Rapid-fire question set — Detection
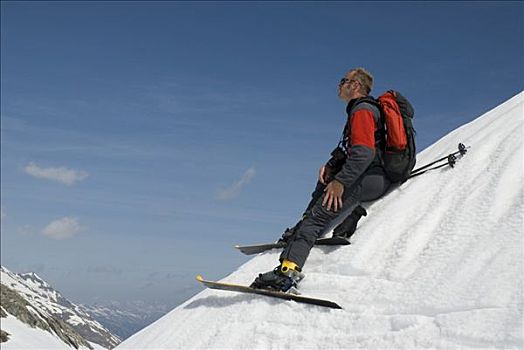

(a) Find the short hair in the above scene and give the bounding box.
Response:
[351,67,373,95]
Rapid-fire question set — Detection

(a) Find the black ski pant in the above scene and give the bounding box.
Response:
[280,173,390,268]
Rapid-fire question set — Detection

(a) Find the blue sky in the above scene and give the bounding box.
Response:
[1,1,522,307]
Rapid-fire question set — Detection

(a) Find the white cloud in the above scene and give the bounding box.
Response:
[217,167,256,200]
[24,162,88,186]
[41,217,83,240]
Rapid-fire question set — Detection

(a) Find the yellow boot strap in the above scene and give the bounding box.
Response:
[281,259,300,273]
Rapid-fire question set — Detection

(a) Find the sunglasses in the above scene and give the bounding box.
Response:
[340,78,357,85]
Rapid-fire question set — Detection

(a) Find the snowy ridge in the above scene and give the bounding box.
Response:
[119,92,523,350]
[0,266,120,349]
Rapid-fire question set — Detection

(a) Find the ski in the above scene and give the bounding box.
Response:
[196,275,342,309]
[235,242,287,255]
[235,236,350,255]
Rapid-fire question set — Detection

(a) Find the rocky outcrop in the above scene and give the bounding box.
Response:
[0,284,93,349]
[0,330,9,343]
[1,266,120,349]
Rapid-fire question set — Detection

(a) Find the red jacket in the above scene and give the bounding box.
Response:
[334,97,383,188]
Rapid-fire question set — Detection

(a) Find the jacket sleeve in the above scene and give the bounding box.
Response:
[334,109,376,188]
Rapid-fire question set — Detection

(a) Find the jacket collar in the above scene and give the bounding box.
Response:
[346,96,374,115]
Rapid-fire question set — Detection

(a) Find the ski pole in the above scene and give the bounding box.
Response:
[410,143,468,177]
[408,154,459,179]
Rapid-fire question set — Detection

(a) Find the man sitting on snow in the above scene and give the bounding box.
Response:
[251,67,391,292]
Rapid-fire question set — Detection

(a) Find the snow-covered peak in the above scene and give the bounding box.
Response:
[1,266,120,349]
[118,92,524,350]
[18,272,51,288]
[1,267,67,313]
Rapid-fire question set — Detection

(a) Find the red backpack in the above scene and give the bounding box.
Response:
[377,90,416,183]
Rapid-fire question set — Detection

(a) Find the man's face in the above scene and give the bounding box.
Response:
[338,72,360,102]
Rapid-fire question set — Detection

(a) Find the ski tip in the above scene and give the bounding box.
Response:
[331,302,343,310]
[196,275,204,282]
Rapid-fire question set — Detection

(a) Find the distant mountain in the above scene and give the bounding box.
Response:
[80,301,171,340]
[0,266,120,349]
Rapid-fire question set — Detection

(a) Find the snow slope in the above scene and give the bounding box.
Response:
[118,92,524,350]
[1,314,77,350]
[1,313,107,350]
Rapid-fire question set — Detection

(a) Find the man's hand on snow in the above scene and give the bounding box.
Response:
[322,179,344,212]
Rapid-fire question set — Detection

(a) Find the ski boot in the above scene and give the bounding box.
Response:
[332,205,367,239]
[250,260,305,293]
